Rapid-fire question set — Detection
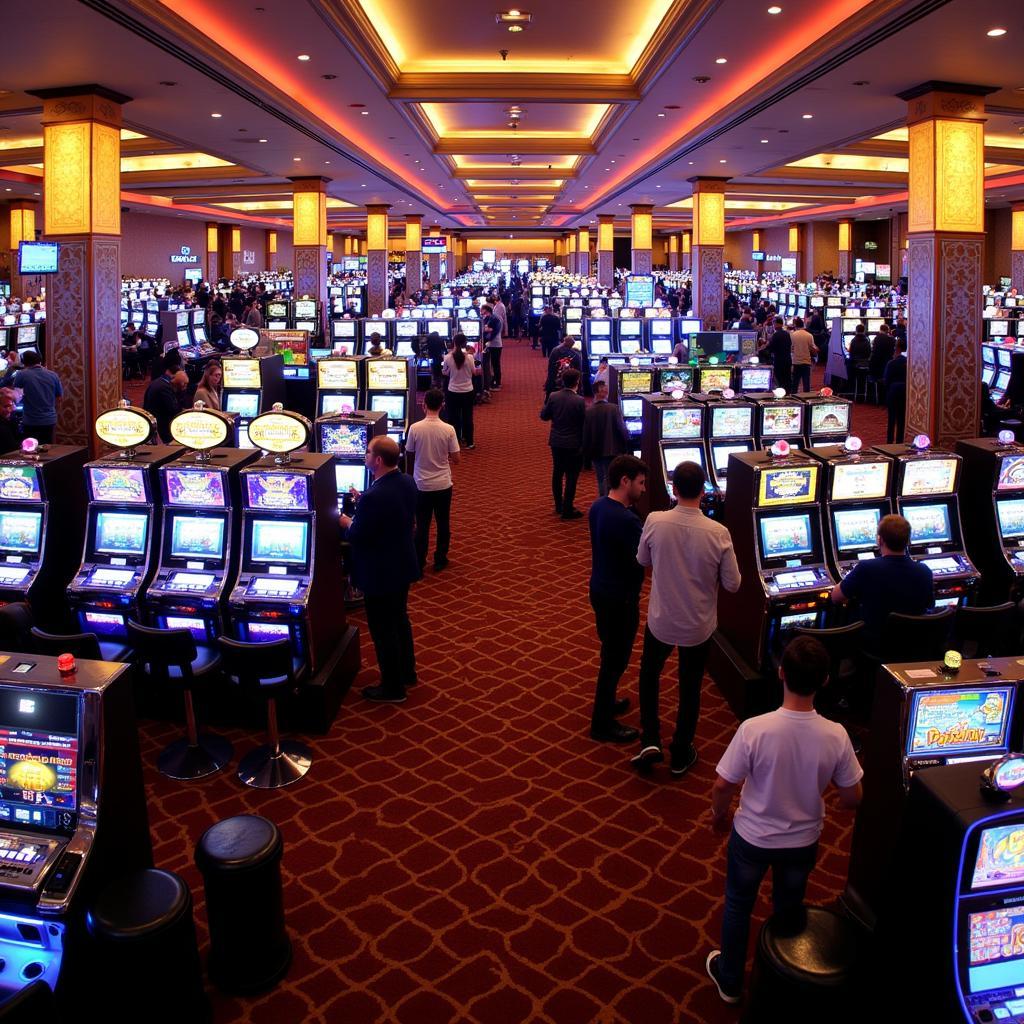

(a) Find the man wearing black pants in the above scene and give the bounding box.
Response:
[540,368,585,518]
[588,455,648,743]
[340,436,421,702]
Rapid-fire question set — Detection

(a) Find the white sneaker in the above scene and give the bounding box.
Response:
[705,951,741,1004]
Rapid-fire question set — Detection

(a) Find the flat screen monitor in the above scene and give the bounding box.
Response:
[619,338,642,354]
[649,319,672,337]
[620,398,643,420]
[17,242,59,275]
[810,296,825,308]
[722,333,740,353]
[15,326,36,348]
[810,402,850,435]
[904,502,953,544]
[170,515,225,560]
[901,458,958,497]
[833,507,881,551]
[713,443,750,472]
[319,422,368,456]
[565,308,583,322]
[967,904,1024,995]
[395,340,415,357]
[997,455,1024,492]
[619,371,652,394]
[481,249,496,264]
[757,465,818,507]
[193,308,205,325]
[222,359,261,388]
[394,321,418,339]
[319,394,356,416]
[250,519,309,564]
[294,300,316,319]
[363,319,387,340]
[995,370,1012,394]
[760,513,813,559]
[370,394,406,426]
[589,338,612,355]
[163,468,226,508]
[971,823,1024,891]
[700,367,733,392]
[460,320,481,339]
[660,369,692,392]
[760,404,803,437]
[0,510,41,555]
[225,392,259,419]
[245,472,310,511]
[983,347,997,367]
[618,320,642,338]
[88,466,147,504]
[332,320,357,340]
[990,320,1010,337]
[335,464,367,495]
[267,321,288,332]
[427,320,451,339]
[267,302,288,319]
[94,511,148,556]
[983,366,997,387]
[739,368,772,391]
[318,362,359,393]
[712,405,753,438]
[998,348,1014,369]
[832,460,889,501]
[366,360,407,390]
[662,445,705,476]
[650,337,674,355]
[996,498,1024,540]
[588,320,611,338]
[907,685,1013,759]
[867,318,884,333]
[661,407,703,439]
[0,466,41,502]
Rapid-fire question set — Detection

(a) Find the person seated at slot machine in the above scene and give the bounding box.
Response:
[830,513,933,655]
[339,435,420,704]
[0,388,20,454]
[242,297,263,330]
[706,636,863,1004]
[193,360,223,411]
[868,323,895,383]
[144,358,185,444]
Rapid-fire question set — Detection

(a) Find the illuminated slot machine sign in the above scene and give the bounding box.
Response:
[222,359,261,389]
[246,472,310,513]
[757,463,819,508]
[366,360,408,391]
[659,367,693,393]
[319,421,368,458]
[809,401,850,438]
[619,370,652,395]
[832,460,890,502]
[698,366,733,393]
[164,467,225,508]
[760,403,804,441]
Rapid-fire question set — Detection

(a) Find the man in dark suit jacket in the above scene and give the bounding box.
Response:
[762,317,793,393]
[539,306,562,356]
[340,436,421,702]
[143,362,181,444]
[583,380,632,496]
[868,324,895,381]
[540,368,586,518]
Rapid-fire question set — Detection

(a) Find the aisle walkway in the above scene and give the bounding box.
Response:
[140,342,859,1024]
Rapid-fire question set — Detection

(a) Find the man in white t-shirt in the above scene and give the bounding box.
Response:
[405,388,460,571]
[706,636,863,1003]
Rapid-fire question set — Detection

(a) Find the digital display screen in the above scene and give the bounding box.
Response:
[780,611,819,630]
[250,519,309,564]
[0,511,41,554]
[320,394,356,416]
[366,360,408,390]
[589,338,612,355]
[170,516,224,560]
[761,404,803,437]
[810,402,850,434]
[164,468,225,508]
[249,622,292,639]
[460,320,480,339]
[990,320,1010,337]
[997,499,1024,540]
[740,368,773,391]
[969,906,1024,993]
[997,455,1024,492]
[588,320,611,337]
[699,368,733,392]
[225,393,259,419]
[660,369,692,392]
[94,511,148,556]
[619,371,652,394]
[712,405,753,437]
[0,466,41,503]
[17,242,59,275]
[983,347,997,366]
[335,464,366,494]
[713,443,749,472]
[661,407,703,439]
[996,370,1012,394]
[907,686,1013,757]
[370,394,406,426]
[395,321,418,339]
[267,302,288,319]
[999,348,1014,368]
[294,300,316,318]
[166,573,215,592]
[318,360,359,390]
[222,359,261,388]
[662,445,704,475]
[86,568,134,588]
[902,457,958,497]
[972,824,1024,890]
[758,465,818,507]
[427,320,451,339]
[0,565,30,585]
[620,398,643,420]
[831,460,889,501]
[619,338,641,354]
[833,508,881,551]
[904,503,952,544]
[332,320,357,339]
[760,514,813,559]
[89,466,147,504]
[650,319,672,337]
[246,472,310,511]
[248,577,301,596]
[320,422,368,456]
[618,320,642,337]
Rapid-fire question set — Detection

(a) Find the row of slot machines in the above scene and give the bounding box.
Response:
[328,315,464,357]
[983,341,1020,402]
[264,299,322,339]
[158,307,210,357]
[984,316,1024,343]
[0,322,42,359]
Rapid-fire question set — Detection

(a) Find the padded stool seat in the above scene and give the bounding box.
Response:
[31,626,132,664]
[86,869,208,1022]
[165,645,221,680]
[195,815,291,993]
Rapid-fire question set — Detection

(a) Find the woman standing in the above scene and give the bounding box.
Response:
[193,360,223,411]
[443,334,478,450]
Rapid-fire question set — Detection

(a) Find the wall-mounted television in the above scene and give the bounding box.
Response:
[18,242,59,275]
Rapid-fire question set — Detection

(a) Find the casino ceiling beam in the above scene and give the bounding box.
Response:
[120,167,268,188]
[389,74,639,103]
[749,167,908,187]
[157,183,298,203]
[0,136,185,167]
[453,167,576,181]
[722,183,895,199]
[434,139,594,156]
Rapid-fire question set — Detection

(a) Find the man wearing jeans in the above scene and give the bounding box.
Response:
[630,461,741,775]
[706,636,863,1003]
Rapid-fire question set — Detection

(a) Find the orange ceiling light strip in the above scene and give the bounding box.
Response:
[585,0,876,207]
[156,0,448,210]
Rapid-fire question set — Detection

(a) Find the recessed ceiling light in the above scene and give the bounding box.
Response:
[767,5,782,12]
[657,112,666,118]
[259,138,268,143]
[719,159,727,163]
[802,113,813,119]
[688,161,694,165]
[211,112,222,118]
[715,57,727,64]
[361,184,366,187]
[293,157,301,161]
[760,138,769,143]
[655,184,662,188]
[507,24,523,31]
[297,54,311,60]
[361,110,369,116]
[324,161,330,164]
[3,189,9,193]
[988,27,1007,36]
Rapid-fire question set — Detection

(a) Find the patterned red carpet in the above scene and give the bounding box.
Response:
[138,346,882,1024]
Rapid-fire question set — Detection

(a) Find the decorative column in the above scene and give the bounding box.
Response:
[901,82,992,445]
[265,230,277,272]
[365,205,390,315]
[566,232,577,275]
[788,223,804,281]
[230,226,242,277]
[1013,206,1024,293]
[681,231,691,273]
[8,201,37,299]
[752,230,763,280]
[690,178,726,331]
[425,227,441,285]
[596,215,615,288]
[404,214,423,293]
[554,236,564,268]
[889,212,907,283]
[837,220,853,282]
[629,204,653,276]
[445,234,456,281]
[35,86,127,450]
[204,223,219,283]
[292,177,329,334]
[576,228,590,278]
[668,233,679,272]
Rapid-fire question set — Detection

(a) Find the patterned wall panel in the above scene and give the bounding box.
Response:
[91,123,121,236]
[597,251,613,289]
[1012,251,1024,293]
[631,249,652,277]
[44,123,90,236]
[908,121,935,233]
[427,253,440,285]
[406,250,423,292]
[294,245,327,332]
[366,251,388,316]
[668,254,679,272]
[838,251,851,281]
[693,245,724,331]
[906,236,935,439]
[936,120,984,233]
[937,236,982,442]
[577,253,591,278]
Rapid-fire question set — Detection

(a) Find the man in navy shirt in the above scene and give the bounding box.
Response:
[830,513,933,654]
[588,455,648,742]
[340,435,421,703]
[12,351,62,444]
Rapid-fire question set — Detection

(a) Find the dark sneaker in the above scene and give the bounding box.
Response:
[706,951,740,1004]
[361,685,406,703]
[630,745,663,772]
[613,697,631,716]
[590,723,639,744]
[561,508,584,520]
[671,745,698,777]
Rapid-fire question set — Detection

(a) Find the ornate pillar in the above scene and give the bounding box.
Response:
[837,220,853,282]
[668,233,679,272]
[681,231,691,273]
[292,177,329,333]
[566,232,577,275]
[445,234,456,281]
[265,230,277,272]
[788,223,804,281]
[889,213,907,283]
[1012,206,1024,293]
[752,230,763,280]
[597,215,615,288]
[426,227,441,285]
[690,179,726,331]
[902,82,992,445]
[204,223,219,283]
[8,201,37,299]
[35,86,127,450]
[230,226,242,277]
[404,214,423,293]
[630,204,653,276]
[554,236,564,267]
[365,205,390,316]
[576,228,590,278]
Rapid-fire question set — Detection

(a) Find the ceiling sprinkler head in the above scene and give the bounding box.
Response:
[499,48,509,60]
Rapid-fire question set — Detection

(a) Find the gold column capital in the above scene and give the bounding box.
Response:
[837,220,853,251]
[597,216,615,252]
[681,231,691,254]
[365,205,390,251]
[788,224,802,252]
[1013,209,1024,253]
[35,86,129,129]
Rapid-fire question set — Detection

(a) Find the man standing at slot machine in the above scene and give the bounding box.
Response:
[339,435,421,703]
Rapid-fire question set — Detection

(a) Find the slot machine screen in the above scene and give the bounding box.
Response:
[663,445,704,473]
[0,466,41,502]
[319,422,368,456]
[990,320,1010,337]
[661,407,703,439]
[427,321,451,339]
[88,466,147,504]
[589,319,611,338]
[460,320,481,339]
[739,368,772,391]
[810,296,825,308]
[983,366,997,387]
[363,319,388,340]
[222,360,261,388]
[967,906,1024,995]
[531,298,544,312]
[318,360,359,390]
[901,458,958,497]
[395,321,418,340]
[997,455,1024,492]
[245,472,310,511]
[620,398,643,421]
[827,296,842,308]
[660,368,692,393]
[996,499,1024,539]
[722,333,740,353]
[711,405,752,438]
[176,311,188,328]
[294,300,317,319]
[713,444,750,473]
[589,338,612,355]
[332,320,357,341]
[565,308,583,323]
[832,507,881,551]
[366,360,408,390]
[619,371,652,394]
[94,511,149,556]
[619,320,642,340]
[335,464,367,495]
[16,326,36,349]
[904,503,952,544]
[650,336,673,355]
[760,403,803,437]
[370,394,406,426]
[700,367,733,392]
[0,510,41,554]
[395,340,415,357]
[0,687,79,832]
[810,402,850,435]
[650,319,672,338]
[250,520,309,564]
[867,319,884,333]
[832,460,889,501]
[164,469,226,508]
[619,337,642,354]
[267,321,288,331]
[170,516,225,559]
[971,823,1024,890]
[995,370,1012,395]
[983,347,997,367]
[757,465,818,507]
[267,302,288,320]
[194,309,205,325]
[906,686,1013,758]
[759,513,813,559]
[319,394,356,415]
[678,319,701,333]
[225,393,260,420]
[998,348,1014,369]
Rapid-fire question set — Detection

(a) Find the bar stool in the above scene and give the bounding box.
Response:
[127,621,231,781]
[218,637,312,790]
[30,626,132,664]
[0,602,35,653]
[879,607,955,664]
[955,602,1018,658]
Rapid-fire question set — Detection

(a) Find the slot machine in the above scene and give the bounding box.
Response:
[608,366,655,443]
[0,656,150,1003]
[958,435,1024,603]
[315,356,364,418]
[981,344,997,389]
[220,340,286,448]
[702,394,756,497]
[615,317,644,355]
[365,357,416,445]
[714,449,834,714]
[67,406,179,652]
[674,317,701,355]
[329,317,359,355]
[265,300,290,331]
[292,299,320,341]
[873,439,980,606]
[645,316,675,355]
[457,317,481,346]
[0,445,88,626]
[392,318,420,360]
[15,324,39,359]
[808,440,893,580]
[315,411,387,513]
[657,363,694,396]
[190,307,208,349]
[583,317,613,382]
[694,363,734,395]
[844,658,1021,933]
[803,392,852,446]
[227,411,344,674]
[639,396,716,517]
[755,391,806,449]
[143,409,259,643]
[737,362,774,394]
[359,316,391,354]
